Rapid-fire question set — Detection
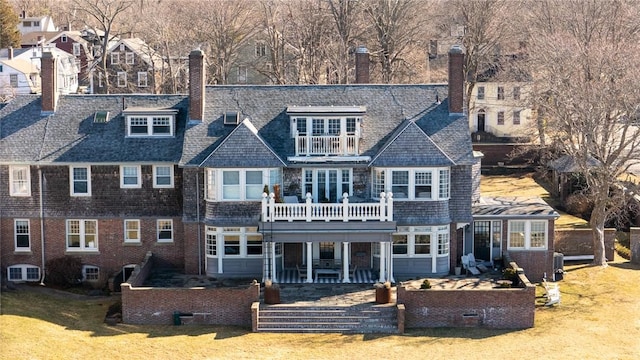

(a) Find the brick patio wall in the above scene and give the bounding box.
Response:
[554,228,615,260]
[630,228,640,264]
[396,262,535,329]
[121,252,260,326]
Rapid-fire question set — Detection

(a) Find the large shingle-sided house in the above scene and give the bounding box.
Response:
[0,46,557,288]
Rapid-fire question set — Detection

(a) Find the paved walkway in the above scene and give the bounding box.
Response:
[271,283,389,306]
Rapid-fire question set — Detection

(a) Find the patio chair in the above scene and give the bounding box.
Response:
[462,254,481,275]
[467,253,487,273]
[543,278,561,306]
[349,265,357,279]
[296,264,307,281]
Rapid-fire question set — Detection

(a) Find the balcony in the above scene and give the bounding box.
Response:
[261,192,394,222]
[295,134,359,156]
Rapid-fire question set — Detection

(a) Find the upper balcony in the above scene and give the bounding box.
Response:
[295,134,359,157]
[261,192,394,223]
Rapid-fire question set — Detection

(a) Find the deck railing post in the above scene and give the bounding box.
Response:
[269,192,276,222]
[305,193,312,222]
[379,192,386,221]
[387,192,394,222]
[342,193,349,222]
[261,192,268,222]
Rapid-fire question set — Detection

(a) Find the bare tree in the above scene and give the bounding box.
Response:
[363,0,428,83]
[526,0,640,266]
[325,0,364,84]
[255,0,296,84]
[70,0,136,93]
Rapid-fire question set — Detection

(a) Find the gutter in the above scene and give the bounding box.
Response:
[38,167,46,285]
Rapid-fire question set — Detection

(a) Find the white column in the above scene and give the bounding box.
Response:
[379,241,386,282]
[217,231,223,274]
[388,241,395,282]
[271,242,278,283]
[432,234,438,273]
[306,241,313,283]
[342,242,350,283]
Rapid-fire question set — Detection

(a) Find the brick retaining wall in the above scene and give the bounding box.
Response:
[630,228,640,264]
[121,252,260,326]
[396,263,535,329]
[554,228,615,260]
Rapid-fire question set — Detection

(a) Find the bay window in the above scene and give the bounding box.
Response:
[206,168,282,201]
[392,226,449,257]
[205,227,262,257]
[373,167,451,200]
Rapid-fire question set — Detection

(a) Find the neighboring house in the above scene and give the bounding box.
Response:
[94,38,165,94]
[17,12,59,49]
[0,46,556,289]
[0,55,39,96]
[46,31,96,91]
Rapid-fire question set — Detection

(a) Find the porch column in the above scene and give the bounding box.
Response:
[271,242,278,283]
[388,240,395,283]
[342,242,350,283]
[305,241,313,283]
[379,241,386,282]
[217,233,223,274]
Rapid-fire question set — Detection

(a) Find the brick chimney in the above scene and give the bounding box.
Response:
[8,47,13,60]
[448,45,465,114]
[41,51,57,114]
[188,49,205,122]
[355,46,369,84]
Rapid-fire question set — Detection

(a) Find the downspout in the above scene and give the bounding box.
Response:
[196,171,202,275]
[38,167,46,285]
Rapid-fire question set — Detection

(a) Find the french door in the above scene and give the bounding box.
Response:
[303,169,352,203]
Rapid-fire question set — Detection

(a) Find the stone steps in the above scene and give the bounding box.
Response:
[256,305,398,334]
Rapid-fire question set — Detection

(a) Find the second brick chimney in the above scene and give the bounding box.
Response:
[355,46,370,84]
[189,49,205,122]
[41,51,57,114]
[448,45,465,115]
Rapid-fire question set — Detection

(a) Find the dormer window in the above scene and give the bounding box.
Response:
[124,108,178,137]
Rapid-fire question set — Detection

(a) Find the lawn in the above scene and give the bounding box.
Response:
[1,257,639,360]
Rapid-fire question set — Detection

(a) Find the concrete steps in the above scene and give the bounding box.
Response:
[256,305,398,334]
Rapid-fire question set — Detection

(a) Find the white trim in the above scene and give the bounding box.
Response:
[153,165,174,188]
[125,52,135,65]
[124,219,140,243]
[9,165,31,197]
[156,219,174,243]
[372,167,451,201]
[66,219,98,251]
[7,264,40,282]
[120,165,142,188]
[507,219,548,250]
[14,219,31,251]
[82,265,100,281]
[117,71,127,87]
[126,115,175,137]
[206,168,281,201]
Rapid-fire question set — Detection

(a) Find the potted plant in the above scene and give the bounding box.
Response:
[374,281,392,304]
[264,279,280,304]
[420,279,431,289]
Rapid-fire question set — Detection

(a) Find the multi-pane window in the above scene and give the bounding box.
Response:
[120,165,141,188]
[530,221,547,248]
[255,41,266,57]
[206,227,217,256]
[437,226,450,255]
[414,234,431,254]
[111,53,120,64]
[70,166,91,196]
[222,171,240,200]
[373,169,385,197]
[153,165,173,188]
[73,43,81,56]
[414,171,432,199]
[124,220,140,243]
[10,165,31,196]
[66,220,98,250]
[392,234,408,255]
[15,220,30,250]
[513,110,521,125]
[391,171,409,198]
[157,220,173,242]
[346,118,357,134]
[126,115,175,137]
[224,234,240,256]
[125,52,134,64]
[497,111,505,125]
[497,86,505,100]
[513,86,521,100]
[296,118,307,135]
[117,72,127,87]
[477,86,485,100]
[137,72,147,87]
[7,265,40,282]
[10,74,18,87]
[83,265,100,281]
[246,171,264,199]
[206,168,281,201]
[508,221,526,248]
[439,169,450,199]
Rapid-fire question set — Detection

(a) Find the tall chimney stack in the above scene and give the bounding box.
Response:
[188,49,205,122]
[448,45,464,114]
[355,46,370,84]
[41,51,57,114]
[8,47,13,60]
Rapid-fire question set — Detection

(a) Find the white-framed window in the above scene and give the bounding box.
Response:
[125,52,134,64]
[66,219,98,251]
[157,219,173,243]
[508,220,548,250]
[391,226,449,257]
[120,165,141,188]
[98,72,104,88]
[124,219,140,243]
[206,168,282,201]
[290,116,362,138]
[513,110,521,125]
[73,43,81,56]
[117,71,127,87]
[111,52,120,64]
[513,86,521,100]
[70,166,91,196]
[126,115,175,137]
[10,74,18,87]
[477,86,485,100]
[373,167,450,200]
[302,168,352,203]
[9,165,31,196]
[7,264,40,282]
[137,72,147,87]
[153,165,174,188]
[497,111,505,125]
[237,65,247,83]
[497,86,505,100]
[82,265,100,281]
[61,35,68,43]
[14,219,30,251]
[205,227,262,257]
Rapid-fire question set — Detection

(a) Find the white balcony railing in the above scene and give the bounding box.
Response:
[261,192,393,222]
[295,133,359,156]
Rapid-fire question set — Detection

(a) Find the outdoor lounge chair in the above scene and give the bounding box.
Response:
[467,253,488,273]
[296,264,307,281]
[462,254,481,275]
[543,278,561,306]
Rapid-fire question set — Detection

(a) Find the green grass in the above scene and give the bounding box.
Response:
[2,256,640,360]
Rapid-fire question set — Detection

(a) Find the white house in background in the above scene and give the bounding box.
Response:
[14,46,79,95]
[0,57,39,96]
[17,12,57,34]
[468,81,534,141]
